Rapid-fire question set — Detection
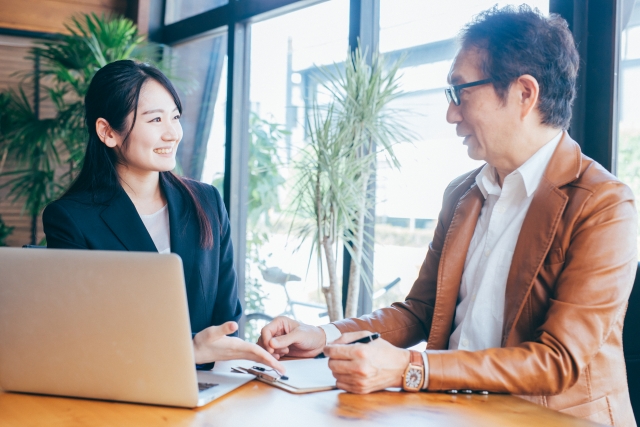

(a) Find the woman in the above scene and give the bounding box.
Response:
[43,59,283,372]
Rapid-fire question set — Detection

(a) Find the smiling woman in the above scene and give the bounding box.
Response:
[41,60,284,373]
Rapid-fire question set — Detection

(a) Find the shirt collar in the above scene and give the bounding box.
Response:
[475,131,563,199]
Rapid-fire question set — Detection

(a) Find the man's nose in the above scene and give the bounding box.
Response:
[446,101,462,124]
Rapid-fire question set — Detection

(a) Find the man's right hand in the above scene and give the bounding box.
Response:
[257,316,326,359]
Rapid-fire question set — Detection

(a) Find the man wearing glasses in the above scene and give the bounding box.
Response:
[259,6,636,426]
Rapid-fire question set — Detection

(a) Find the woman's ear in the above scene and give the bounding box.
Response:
[95,118,118,148]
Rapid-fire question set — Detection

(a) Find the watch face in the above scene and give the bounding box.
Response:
[406,367,422,388]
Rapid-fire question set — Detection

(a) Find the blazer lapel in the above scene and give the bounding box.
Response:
[161,174,198,289]
[100,189,158,252]
[428,181,484,349]
[501,132,582,345]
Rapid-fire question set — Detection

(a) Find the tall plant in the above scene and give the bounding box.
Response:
[290,48,411,321]
[0,14,155,244]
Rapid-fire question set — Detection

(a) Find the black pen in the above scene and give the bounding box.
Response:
[315,332,380,359]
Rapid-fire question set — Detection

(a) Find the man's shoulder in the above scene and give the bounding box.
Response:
[568,155,634,201]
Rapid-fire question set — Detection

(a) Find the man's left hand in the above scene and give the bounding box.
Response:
[324,331,410,394]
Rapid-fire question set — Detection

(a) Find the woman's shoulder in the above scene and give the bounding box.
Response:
[44,191,111,217]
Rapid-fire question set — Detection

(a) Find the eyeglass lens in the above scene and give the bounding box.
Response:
[445,88,459,106]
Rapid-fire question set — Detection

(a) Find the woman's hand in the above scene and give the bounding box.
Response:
[193,321,286,373]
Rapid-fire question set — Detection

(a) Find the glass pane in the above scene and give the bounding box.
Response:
[244,0,350,341]
[373,0,549,311]
[165,0,228,25]
[617,0,640,257]
[169,33,227,183]
[201,55,227,186]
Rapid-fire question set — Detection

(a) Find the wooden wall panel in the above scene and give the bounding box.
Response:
[1,0,126,246]
[0,36,43,247]
[0,0,127,35]
[1,36,62,247]
[1,37,34,247]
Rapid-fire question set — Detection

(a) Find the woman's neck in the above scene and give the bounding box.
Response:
[116,165,166,215]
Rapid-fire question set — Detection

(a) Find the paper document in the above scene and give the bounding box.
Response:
[232,358,336,394]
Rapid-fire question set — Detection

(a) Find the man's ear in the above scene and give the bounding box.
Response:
[95,118,119,148]
[516,74,540,120]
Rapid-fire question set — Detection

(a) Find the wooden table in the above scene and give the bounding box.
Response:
[0,381,603,427]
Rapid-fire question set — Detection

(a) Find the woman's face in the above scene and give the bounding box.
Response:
[101,79,183,174]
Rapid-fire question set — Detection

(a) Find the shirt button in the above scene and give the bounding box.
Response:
[495,205,505,213]
[484,249,491,257]
[461,338,469,347]
[471,294,476,302]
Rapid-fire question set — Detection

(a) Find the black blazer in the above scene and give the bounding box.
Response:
[42,174,243,338]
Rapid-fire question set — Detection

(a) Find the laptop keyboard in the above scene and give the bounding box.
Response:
[198,382,219,392]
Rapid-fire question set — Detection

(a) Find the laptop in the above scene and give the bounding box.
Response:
[0,247,254,407]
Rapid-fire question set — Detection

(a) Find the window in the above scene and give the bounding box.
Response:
[617,0,640,257]
[243,0,350,339]
[165,0,229,25]
[169,33,228,182]
[372,0,549,310]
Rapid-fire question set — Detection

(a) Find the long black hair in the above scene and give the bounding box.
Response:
[65,59,213,249]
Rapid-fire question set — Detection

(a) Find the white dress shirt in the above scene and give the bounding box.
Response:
[139,204,171,254]
[449,131,562,350]
[320,132,562,387]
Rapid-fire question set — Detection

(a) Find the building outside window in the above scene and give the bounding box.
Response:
[617,0,640,257]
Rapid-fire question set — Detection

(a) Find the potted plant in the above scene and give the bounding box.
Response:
[289,47,411,321]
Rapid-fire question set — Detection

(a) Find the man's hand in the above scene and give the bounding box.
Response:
[324,331,410,394]
[257,316,326,359]
[193,321,285,373]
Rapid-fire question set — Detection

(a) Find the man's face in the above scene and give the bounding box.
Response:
[446,48,521,166]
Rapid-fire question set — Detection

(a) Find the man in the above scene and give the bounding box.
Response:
[258,6,637,426]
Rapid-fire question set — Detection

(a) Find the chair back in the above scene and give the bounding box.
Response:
[624,261,640,422]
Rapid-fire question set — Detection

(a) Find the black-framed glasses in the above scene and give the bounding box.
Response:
[445,78,493,106]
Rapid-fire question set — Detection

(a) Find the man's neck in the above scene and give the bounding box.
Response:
[493,127,562,187]
[116,165,165,215]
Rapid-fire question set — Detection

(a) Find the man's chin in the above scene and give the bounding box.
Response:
[466,146,484,162]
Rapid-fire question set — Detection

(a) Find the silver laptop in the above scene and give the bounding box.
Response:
[0,247,254,407]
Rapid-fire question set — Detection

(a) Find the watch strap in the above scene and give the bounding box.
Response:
[410,350,423,367]
[421,351,430,390]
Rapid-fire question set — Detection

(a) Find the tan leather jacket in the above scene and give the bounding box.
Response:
[333,133,637,426]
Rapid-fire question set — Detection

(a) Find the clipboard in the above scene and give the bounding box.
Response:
[232,358,337,394]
